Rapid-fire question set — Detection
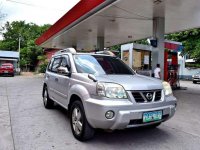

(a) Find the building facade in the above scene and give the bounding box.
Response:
[178,53,200,80]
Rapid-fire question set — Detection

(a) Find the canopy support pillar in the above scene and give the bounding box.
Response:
[97,36,104,51]
[152,17,165,79]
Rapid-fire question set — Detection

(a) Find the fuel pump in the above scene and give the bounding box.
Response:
[164,41,183,88]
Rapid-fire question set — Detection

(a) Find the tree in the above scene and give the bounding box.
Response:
[20,40,43,71]
[0,21,50,71]
[37,55,48,73]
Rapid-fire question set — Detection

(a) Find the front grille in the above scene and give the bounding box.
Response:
[132,90,162,103]
[155,91,162,101]
[132,92,144,103]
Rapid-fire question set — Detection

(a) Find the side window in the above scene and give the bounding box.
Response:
[61,55,70,69]
[51,57,62,72]
[48,58,54,71]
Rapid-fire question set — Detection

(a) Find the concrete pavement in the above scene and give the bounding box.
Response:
[0,76,200,150]
[0,78,14,150]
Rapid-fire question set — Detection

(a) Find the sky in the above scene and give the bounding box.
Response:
[0,0,80,25]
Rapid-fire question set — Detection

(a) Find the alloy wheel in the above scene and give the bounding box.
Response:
[72,107,83,135]
[43,89,48,106]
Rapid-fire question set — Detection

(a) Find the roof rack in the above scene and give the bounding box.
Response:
[95,50,115,56]
[55,48,76,55]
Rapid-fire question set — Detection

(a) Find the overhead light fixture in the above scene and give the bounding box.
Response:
[128,35,133,39]
[109,19,116,22]
[153,0,163,5]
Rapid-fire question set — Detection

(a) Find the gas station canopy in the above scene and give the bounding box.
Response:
[36,0,200,50]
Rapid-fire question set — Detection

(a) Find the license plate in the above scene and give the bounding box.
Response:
[4,71,8,73]
[143,111,162,123]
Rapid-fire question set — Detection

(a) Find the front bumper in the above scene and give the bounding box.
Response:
[84,95,177,130]
[0,71,14,75]
[193,78,200,82]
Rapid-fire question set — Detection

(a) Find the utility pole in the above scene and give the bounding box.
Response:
[18,34,21,73]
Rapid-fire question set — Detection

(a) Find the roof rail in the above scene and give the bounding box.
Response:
[55,48,76,55]
[95,50,115,56]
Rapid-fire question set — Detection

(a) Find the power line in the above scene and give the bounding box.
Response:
[6,0,65,11]
[6,0,38,7]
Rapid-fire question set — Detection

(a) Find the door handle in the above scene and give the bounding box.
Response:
[55,78,58,82]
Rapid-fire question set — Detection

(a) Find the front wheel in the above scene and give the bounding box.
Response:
[70,101,95,141]
[193,81,197,84]
[43,86,54,109]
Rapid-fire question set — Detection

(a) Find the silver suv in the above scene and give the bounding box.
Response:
[192,71,200,84]
[43,48,177,141]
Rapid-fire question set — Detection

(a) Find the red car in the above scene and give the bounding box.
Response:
[0,63,15,77]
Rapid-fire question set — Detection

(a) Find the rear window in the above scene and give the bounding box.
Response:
[1,64,13,68]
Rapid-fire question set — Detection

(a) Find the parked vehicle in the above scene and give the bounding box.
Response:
[192,72,200,84]
[0,63,14,77]
[42,48,177,141]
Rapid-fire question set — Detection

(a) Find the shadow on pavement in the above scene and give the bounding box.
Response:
[92,127,171,144]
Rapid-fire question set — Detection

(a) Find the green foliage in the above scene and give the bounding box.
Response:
[37,55,48,73]
[0,21,51,71]
[134,39,148,45]
[109,45,121,57]
[38,62,48,73]
[185,63,200,68]
[20,40,43,69]
[110,45,120,51]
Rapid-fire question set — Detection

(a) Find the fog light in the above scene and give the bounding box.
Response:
[105,111,115,119]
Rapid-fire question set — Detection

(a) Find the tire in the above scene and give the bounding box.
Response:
[43,86,54,109]
[70,100,95,141]
[193,81,197,84]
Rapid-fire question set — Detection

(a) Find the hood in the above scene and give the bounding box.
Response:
[95,74,163,91]
[194,73,200,77]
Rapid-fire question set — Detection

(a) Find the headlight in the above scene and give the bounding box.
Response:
[162,81,173,96]
[192,75,194,78]
[97,83,127,99]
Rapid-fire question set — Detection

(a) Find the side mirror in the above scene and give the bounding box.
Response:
[57,66,70,76]
[88,74,97,82]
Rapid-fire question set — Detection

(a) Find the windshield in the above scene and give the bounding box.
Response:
[74,55,134,75]
[196,71,200,74]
